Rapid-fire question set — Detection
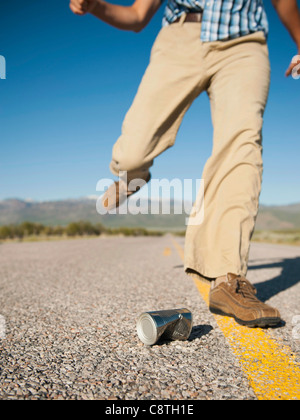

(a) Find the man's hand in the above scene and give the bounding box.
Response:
[69,0,161,32]
[286,53,300,78]
[70,0,97,16]
[272,0,300,77]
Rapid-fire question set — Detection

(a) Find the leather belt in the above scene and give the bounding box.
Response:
[173,12,203,24]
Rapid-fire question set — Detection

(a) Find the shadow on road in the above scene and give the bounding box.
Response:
[155,325,213,346]
[248,257,300,302]
[188,324,213,342]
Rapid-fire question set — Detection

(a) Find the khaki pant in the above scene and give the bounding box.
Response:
[110,21,270,280]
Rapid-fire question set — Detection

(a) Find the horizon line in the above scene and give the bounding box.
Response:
[1,196,300,208]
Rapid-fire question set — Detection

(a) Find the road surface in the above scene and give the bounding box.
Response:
[0,235,299,400]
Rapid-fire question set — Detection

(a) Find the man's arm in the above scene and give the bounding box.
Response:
[70,0,162,32]
[272,0,300,76]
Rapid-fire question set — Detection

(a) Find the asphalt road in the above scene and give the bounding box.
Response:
[0,236,299,400]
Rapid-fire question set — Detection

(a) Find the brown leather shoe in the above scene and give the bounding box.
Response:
[102,174,151,211]
[209,273,281,328]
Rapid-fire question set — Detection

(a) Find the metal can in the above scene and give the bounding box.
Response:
[136,308,193,346]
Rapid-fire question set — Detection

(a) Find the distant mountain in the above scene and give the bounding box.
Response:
[255,203,300,230]
[0,197,299,231]
[0,198,188,231]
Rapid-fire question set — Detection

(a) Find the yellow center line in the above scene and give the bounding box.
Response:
[172,237,300,400]
[163,247,172,257]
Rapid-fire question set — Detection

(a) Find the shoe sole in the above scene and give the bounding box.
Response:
[209,306,281,328]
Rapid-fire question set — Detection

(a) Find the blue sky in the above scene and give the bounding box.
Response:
[0,0,299,205]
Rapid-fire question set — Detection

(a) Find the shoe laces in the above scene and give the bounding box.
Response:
[232,277,258,302]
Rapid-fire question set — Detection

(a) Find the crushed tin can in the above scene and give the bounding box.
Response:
[136,308,193,346]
